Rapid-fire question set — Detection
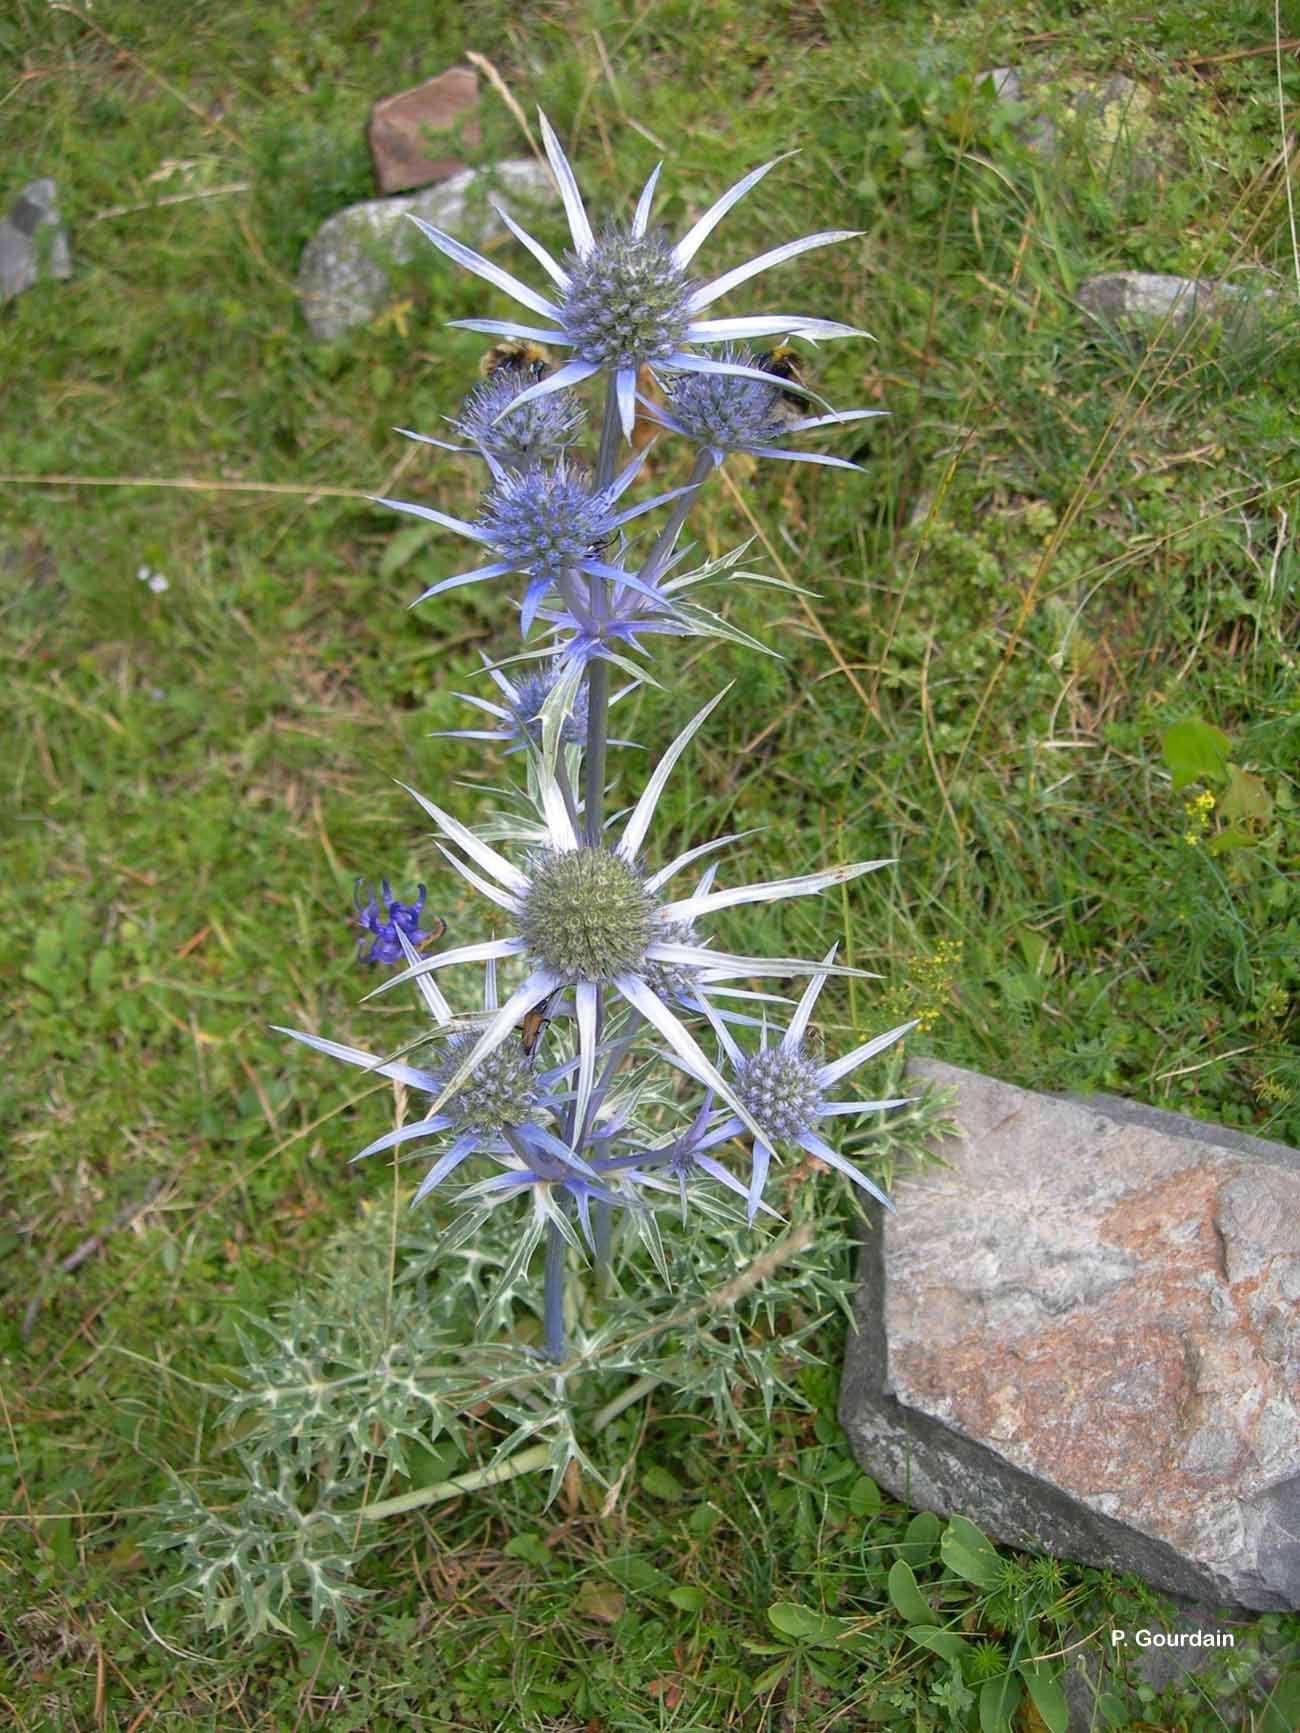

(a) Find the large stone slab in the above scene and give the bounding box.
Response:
[367,67,481,194]
[296,159,554,340]
[839,1060,1300,1612]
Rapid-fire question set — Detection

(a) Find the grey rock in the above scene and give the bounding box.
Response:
[296,159,555,341]
[839,1059,1300,1612]
[1077,270,1276,334]
[1,178,72,305]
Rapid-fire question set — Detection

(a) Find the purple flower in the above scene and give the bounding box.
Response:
[353,878,435,967]
[373,449,688,631]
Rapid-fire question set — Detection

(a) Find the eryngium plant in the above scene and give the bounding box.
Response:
[154,113,938,1639]
[300,115,913,1369]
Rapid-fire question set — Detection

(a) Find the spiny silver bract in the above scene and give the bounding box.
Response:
[561,225,694,371]
[734,1046,824,1142]
[516,846,657,981]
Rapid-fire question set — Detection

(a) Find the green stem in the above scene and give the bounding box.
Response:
[357,1443,552,1520]
[590,1372,661,1434]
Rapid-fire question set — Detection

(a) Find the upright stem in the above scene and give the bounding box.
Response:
[593,384,623,491]
[543,1216,567,1362]
[594,1199,613,1291]
[636,449,717,588]
[581,377,624,1266]
[582,658,609,846]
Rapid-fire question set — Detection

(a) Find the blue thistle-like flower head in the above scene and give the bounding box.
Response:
[434,1030,538,1134]
[354,878,434,966]
[639,915,702,1005]
[451,365,585,467]
[734,1045,824,1143]
[664,345,789,452]
[477,459,614,591]
[516,846,658,983]
[561,224,695,372]
[502,662,590,748]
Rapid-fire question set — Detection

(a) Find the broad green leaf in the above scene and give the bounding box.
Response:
[1161,718,1230,791]
[849,1474,882,1518]
[940,1515,1002,1589]
[767,1601,845,1645]
[1218,764,1272,825]
[906,1624,969,1662]
[895,1508,941,1566]
[668,1585,707,1612]
[503,1532,551,1570]
[641,1464,684,1501]
[979,1672,1023,1733]
[1019,1660,1068,1733]
[1206,826,1256,856]
[887,1559,933,1624]
[574,1582,624,1622]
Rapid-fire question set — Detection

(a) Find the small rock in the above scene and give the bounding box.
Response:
[978,66,1023,103]
[296,159,555,341]
[977,66,1169,174]
[1077,270,1275,334]
[839,1060,1300,1613]
[1,178,72,305]
[368,67,481,195]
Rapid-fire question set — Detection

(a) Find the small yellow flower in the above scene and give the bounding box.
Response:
[1182,788,1215,845]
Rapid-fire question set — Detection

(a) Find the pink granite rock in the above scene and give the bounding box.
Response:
[368,68,481,194]
[839,1060,1300,1611]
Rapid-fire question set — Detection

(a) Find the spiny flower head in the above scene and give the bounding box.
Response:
[377,446,681,628]
[734,1045,824,1142]
[440,657,593,753]
[709,955,917,1219]
[639,915,702,1005]
[561,224,694,372]
[502,662,590,748]
[366,692,894,1173]
[451,364,584,467]
[409,109,867,438]
[647,344,881,469]
[435,1031,538,1133]
[354,879,435,966]
[516,846,656,983]
[477,459,613,591]
[665,345,789,451]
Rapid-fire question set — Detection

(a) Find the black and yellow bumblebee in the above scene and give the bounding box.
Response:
[480,339,551,383]
[753,344,812,427]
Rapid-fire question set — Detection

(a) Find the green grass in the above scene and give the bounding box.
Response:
[3,0,1299,1726]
